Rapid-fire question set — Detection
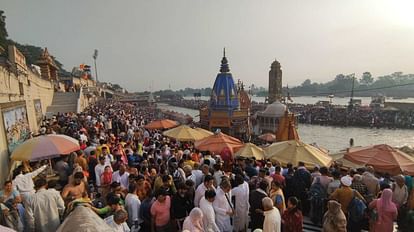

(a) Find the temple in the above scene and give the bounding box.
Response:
[268,59,282,104]
[199,49,251,140]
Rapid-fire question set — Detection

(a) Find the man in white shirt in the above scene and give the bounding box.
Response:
[194,175,216,207]
[104,209,131,232]
[232,175,250,232]
[125,183,141,231]
[112,164,130,190]
[262,197,281,232]
[213,179,233,232]
[26,178,65,232]
[199,190,220,232]
[94,156,109,187]
[13,164,47,203]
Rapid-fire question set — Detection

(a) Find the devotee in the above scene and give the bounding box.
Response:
[182,207,204,232]
[61,172,87,203]
[232,174,249,232]
[55,156,70,187]
[213,179,233,232]
[322,200,347,232]
[330,175,365,215]
[171,183,193,231]
[125,183,141,230]
[281,196,303,232]
[249,180,269,230]
[150,188,172,232]
[292,161,312,214]
[0,180,23,231]
[12,164,47,204]
[112,164,130,191]
[369,188,398,232]
[199,190,220,232]
[269,180,286,213]
[392,174,408,209]
[25,178,65,232]
[262,196,281,232]
[362,166,380,202]
[194,175,216,207]
[94,156,108,187]
[104,208,131,232]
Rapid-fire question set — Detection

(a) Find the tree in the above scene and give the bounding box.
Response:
[301,79,312,87]
[360,72,374,85]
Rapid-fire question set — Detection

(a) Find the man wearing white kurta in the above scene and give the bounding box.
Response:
[213,179,233,232]
[199,190,220,232]
[262,197,281,232]
[26,178,65,232]
[194,175,215,207]
[232,176,250,232]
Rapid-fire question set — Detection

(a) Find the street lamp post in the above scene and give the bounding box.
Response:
[93,49,99,83]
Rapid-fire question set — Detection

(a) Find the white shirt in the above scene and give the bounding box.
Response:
[94,163,106,186]
[192,170,204,187]
[213,187,233,232]
[125,193,142,228]
[112,171,130,189]
[263,207,281,232]
[232,181,250,231]
[26,188,65,232]
[13,165,47,193]
[104,215,131,232]
[194,184,216,207]
[199,197,220,232]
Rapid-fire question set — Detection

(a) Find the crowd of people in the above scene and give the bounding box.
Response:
[1,100,414,232]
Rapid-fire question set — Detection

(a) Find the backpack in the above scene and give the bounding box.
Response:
[308,178,327,225]
[348,190,367,223]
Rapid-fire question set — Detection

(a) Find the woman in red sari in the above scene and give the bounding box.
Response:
[282,196,303,232]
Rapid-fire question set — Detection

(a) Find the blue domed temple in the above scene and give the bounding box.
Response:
[199,49,251,140]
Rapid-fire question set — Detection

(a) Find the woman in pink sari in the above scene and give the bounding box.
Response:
[183,207,204,232]
[368,188,398,232]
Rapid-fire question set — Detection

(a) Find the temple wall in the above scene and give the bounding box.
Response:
[0,66,55,184]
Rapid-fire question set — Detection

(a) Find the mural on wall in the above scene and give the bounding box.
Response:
[33,99,43,125]
[2,103,31,153]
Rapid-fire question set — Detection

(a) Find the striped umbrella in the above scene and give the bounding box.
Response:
[11,134,80,161]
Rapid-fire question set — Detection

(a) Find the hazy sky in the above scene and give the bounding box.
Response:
[3,0,414,92]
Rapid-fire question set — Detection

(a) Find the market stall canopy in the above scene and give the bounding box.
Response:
[264,140,332,168]
[343,144,414,175]
[162,125,209,141]
[258,133,276,143]
[194,131,243,154]
[11,134,80,161]
[144,119,179,130]
[235,142,265,160]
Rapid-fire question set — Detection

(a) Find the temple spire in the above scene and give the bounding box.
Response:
[220,47,230,73]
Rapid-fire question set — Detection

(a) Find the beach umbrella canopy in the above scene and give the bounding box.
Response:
[144,119,179,130]
[194,127,214,137]
[163,125,209,141]
[343,144,414,175]
[235,142,265,160]
[194,132,243,154]
[265,140,332,168]
[258,133,276,142]
[11,134,80,161]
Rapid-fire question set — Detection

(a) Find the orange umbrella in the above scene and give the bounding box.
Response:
[343,144,414,175]
[258,133,276,142]
[144,119,179,130]
[194,132,243,154]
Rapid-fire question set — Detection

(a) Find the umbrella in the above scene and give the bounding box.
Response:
[258,133,276,142]
[144,119,179,130]
[343,144,414,175]
[194,127,214,137]
[264,140,332,168]
[235,143,265,160]
[163,125,209,142]
[11,134,80,161]
[194,132,243,154]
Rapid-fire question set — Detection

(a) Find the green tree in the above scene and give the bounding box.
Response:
[360,72,374,85]
[0,10,9,48]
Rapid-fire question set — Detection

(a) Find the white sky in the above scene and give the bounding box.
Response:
[3,0,414,91]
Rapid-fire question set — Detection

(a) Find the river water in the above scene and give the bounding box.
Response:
[157,103,414,152]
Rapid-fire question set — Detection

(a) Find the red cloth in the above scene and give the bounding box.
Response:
[282,208,303,232]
